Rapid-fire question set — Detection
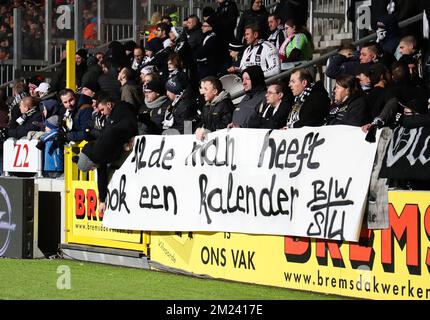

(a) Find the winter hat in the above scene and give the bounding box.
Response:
[76,48,88,60]
[401,98,429,115]
[228,39,245,52]
[124,40,137,52]
[45,115,60,130]
[145,79,166,95]
[204,15,216,28]
[202,6,215,19]
[82,82,100,94]
[165,75,187,95]
[145,38,163,54]
[41,99,59,118]
[35,82,51,94]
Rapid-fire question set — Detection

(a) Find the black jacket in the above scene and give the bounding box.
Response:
[198,90,234,132]
[326,94,370,126]
[248,99,291,129]
[84,101,137,165]
[8,108,43,139]
[287,81,330,128]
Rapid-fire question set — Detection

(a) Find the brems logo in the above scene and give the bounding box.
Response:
[0,185,16,256]
[74,189,100,221]
[284,203,430,275]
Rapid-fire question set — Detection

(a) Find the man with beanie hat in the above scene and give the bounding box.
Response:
[195,17,227,80]
[163,76,196,134]
[138,79,170,134]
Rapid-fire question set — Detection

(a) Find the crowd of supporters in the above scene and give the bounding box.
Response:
[0,0,429,207]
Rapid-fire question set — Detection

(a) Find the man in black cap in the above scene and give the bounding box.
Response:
[164,76,196,134]
[195,16,227,80]
[143,38,169,80]
[226,40,245,74]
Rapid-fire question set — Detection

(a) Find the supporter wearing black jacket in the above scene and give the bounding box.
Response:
[248,83,290,129]
[78,93,138,213]
[230,65,267,128]
[215,0,239,45]
[286,68,330,128]
[7,97,42,139]
[138,79,170,135]
[326,75,369,127]
[195,17,225,80]
[196,76,234,133]
[164,76,197,134]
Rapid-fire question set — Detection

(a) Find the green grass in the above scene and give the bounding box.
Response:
[0,259,341,300]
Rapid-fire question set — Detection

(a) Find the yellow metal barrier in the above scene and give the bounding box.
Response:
[64,142,150,255]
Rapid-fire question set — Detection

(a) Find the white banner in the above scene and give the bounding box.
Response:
[103,126,381,242]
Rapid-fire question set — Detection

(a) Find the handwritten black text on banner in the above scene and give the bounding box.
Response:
[102,127,379,242]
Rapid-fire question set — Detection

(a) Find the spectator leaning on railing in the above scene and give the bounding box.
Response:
[74,92,138,215]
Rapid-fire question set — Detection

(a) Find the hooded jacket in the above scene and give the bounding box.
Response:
[232,66,267,127]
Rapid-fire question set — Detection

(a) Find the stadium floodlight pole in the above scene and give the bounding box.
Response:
[98,0,105,43]
[74,0,83,50]
[66,40,76,92]
[45,0,52,64]
[13,8,22,79]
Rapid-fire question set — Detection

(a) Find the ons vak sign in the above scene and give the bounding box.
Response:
[103,127,380,242]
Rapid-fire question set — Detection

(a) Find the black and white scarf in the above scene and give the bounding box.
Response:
[286,82,315,128]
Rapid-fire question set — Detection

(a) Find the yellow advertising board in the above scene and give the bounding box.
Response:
[151,191,430,300]
[66,181,149,253]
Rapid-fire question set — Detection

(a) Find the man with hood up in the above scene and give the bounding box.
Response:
[229,65,267,128]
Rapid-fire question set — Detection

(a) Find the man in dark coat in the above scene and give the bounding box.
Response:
[58,89,93,143]
[286,68,330,128]
[76,92,138,214]
[7,97,42,139]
